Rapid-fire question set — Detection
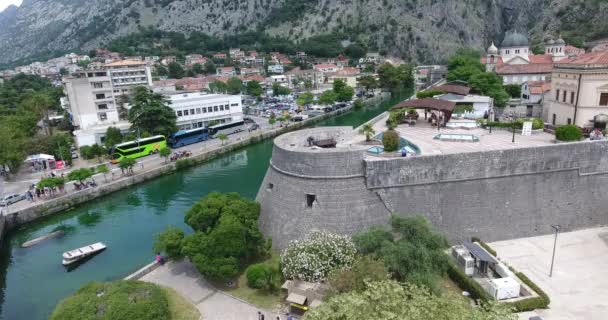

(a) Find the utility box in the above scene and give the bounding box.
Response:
[451,246,475,276]
[488,277,521,300]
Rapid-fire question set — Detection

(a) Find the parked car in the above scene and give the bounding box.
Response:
[0,193,26,206]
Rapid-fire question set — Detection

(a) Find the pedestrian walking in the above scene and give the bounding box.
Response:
[35,188,41,198]
[257,311,265,320]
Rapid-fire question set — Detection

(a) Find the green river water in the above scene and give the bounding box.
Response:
[0,98,396,320]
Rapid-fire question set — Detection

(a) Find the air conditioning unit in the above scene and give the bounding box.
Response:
[488,277,521,300]
[451,246,475,276]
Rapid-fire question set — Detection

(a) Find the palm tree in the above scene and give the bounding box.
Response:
[359,124,376,142]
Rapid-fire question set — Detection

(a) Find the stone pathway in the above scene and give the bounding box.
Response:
[141,260,279,320]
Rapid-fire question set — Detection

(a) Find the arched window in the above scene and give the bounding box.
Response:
[490,55,495,63]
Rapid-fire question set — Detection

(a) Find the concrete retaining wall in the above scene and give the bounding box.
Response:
[257,129,608,249]
[3,104,359,230]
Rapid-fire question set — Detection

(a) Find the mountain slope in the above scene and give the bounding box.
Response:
[1,0,607,65]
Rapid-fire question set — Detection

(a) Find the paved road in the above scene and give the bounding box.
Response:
[141,260,280,320]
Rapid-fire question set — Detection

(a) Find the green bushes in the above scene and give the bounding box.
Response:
[246,263,281,291]
[446,261,492,301]
[416,89,444,99]
[507,272,551,312]
[154,227,185,260]
[50,280,170,320]
[481,118,544,130]
[382,130,400,152]
[555,125,582,141]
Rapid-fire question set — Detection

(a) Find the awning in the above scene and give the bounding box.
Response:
[392,98,456,112]
[25,154,55,162]
[286,293,307,305]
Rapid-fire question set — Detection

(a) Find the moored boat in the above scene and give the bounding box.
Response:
[62,242,107,265]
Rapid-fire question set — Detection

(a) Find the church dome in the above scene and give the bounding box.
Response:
[487,42,498,54]
[501,31,529,48]
[546,39,555,45]
[556,38,566,45]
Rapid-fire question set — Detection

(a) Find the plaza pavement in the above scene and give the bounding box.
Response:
[489,226,608,320]
[141,259,280,320]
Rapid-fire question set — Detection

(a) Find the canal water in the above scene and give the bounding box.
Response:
[0,98,397,320]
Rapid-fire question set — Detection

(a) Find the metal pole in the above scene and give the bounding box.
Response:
[549,225,561,277]
[511,115,516,143]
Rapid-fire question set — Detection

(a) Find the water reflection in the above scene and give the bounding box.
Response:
[77,211,102,227]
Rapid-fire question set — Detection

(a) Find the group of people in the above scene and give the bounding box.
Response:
[257,311,294,320]
[73,179,97,190]
[170,150,192,162]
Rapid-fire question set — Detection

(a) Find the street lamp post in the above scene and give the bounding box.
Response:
[549,224,561,277]
[510,112,517,143]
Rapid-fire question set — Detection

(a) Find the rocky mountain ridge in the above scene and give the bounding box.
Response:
[0,0,607,65]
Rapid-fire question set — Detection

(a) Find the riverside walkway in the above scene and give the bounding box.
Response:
[141,260,279,320]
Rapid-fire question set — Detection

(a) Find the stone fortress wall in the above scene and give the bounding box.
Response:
[257,127,608,249]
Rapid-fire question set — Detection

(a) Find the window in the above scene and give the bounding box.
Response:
[208,107,213,113]
[98,104,108,110]
[196,108,201,114]
[231,103,238,106]
[267,183,274,192]
[95,93,105,99]
[92,82,103,88]
[98,112,107,121]
[552,114,556,126]
[214,106,218,112]
[556,89,560,101]
[562,90,567,102]
[177,111,183,117]
[203,107,207,113]
[190,109,195,115]
[184,109,189,116]
[305,194,316,208]
[600,93,608,106]
[220,105,224,111]
[526,105,533,117]
[567,118,572,125]
[571,92,575,104]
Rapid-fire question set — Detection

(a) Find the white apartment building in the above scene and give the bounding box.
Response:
[545,51,608,128]
[267,64,284,74]
[63,60,152,146]
[167,92,243,131]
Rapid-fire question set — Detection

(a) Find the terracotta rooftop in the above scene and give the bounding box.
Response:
[327,67,360,76]
[496,63,553,75]
[527,80,552,94]
[432,84,471,95]
[557,51,608,66]
[314,63,338,70]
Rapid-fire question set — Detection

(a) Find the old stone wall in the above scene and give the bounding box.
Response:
[258,131,608,249]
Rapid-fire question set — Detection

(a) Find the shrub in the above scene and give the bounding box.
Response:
[50,280,170,320]
[446,261,492,302]
[506,272,550,312]
[154,227,185,260]
[246,263,280,290]
[382,130,400,152]
[280,231,357,282]
[416,89,444,99]
[79,145,94,159]
[555,125,582,141]
[327,255,388,296]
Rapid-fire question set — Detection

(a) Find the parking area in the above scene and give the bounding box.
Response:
[490,227,608,320]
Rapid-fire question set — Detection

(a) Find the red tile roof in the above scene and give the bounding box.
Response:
[392,98,456,111]
[496,63,553,75]
[528,54,554,64]
[527,80,551,95]
[314,63,338,70]
[557,51,608,65]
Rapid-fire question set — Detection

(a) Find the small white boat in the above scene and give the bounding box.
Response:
[62,242,107,265]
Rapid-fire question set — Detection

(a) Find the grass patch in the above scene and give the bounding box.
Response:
[440,277,471,306]
[215,254,285,310]
[162,287,201,320]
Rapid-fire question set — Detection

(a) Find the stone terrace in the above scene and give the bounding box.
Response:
[357,112,557,156]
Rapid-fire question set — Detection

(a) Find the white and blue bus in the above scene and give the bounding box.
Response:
[209,120,245,137]
[168,127,210,148]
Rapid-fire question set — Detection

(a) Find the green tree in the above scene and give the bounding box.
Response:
[90,144,106,163]
[191,63,204,75]
[446,49,485,82]
[358,75,377,93]
[246,263,281,291]
[319,90,338,105]
[268,117,276,128]
[382,130,399,151]
[303,79,313,90]
[180,192,269,280]
[119,157,136,175]
[155,64,168,77]
[272,83,291,96]
[555,125,582,141]
[217,133,228,145]
[226,77,243,94]
[22,92,54,136]
[204,60,217,74]
[468,72,510,107]
[327,255,388,296]
[128,86,177,136]
[37,177,65,190]
[246,80,263,97]
[104,127,123,148]
[358,124,376,142]
[67,168,94,183]
[159,146,171,163]
[305,280,516,320]
[97,164,109,182]
[209,81,228,93]
[504,84,521,98]
[296,92,314,106]
[168,62,185,79]
[363,64,375,73]
[344,44,366,60]
[377,63,414,98]
[154,227,185,260]
[353,99,364,110]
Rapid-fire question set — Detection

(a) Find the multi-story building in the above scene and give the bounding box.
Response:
[544,51,608,128]
[167,92,243,131]
[63,60,153,146]
[185,54,208,67]
[216,67,236,77]
[267,64,284,74]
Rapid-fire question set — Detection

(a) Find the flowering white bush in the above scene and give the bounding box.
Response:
[280,231,357,282]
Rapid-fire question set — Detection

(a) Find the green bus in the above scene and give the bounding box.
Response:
[110,135,166,163]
